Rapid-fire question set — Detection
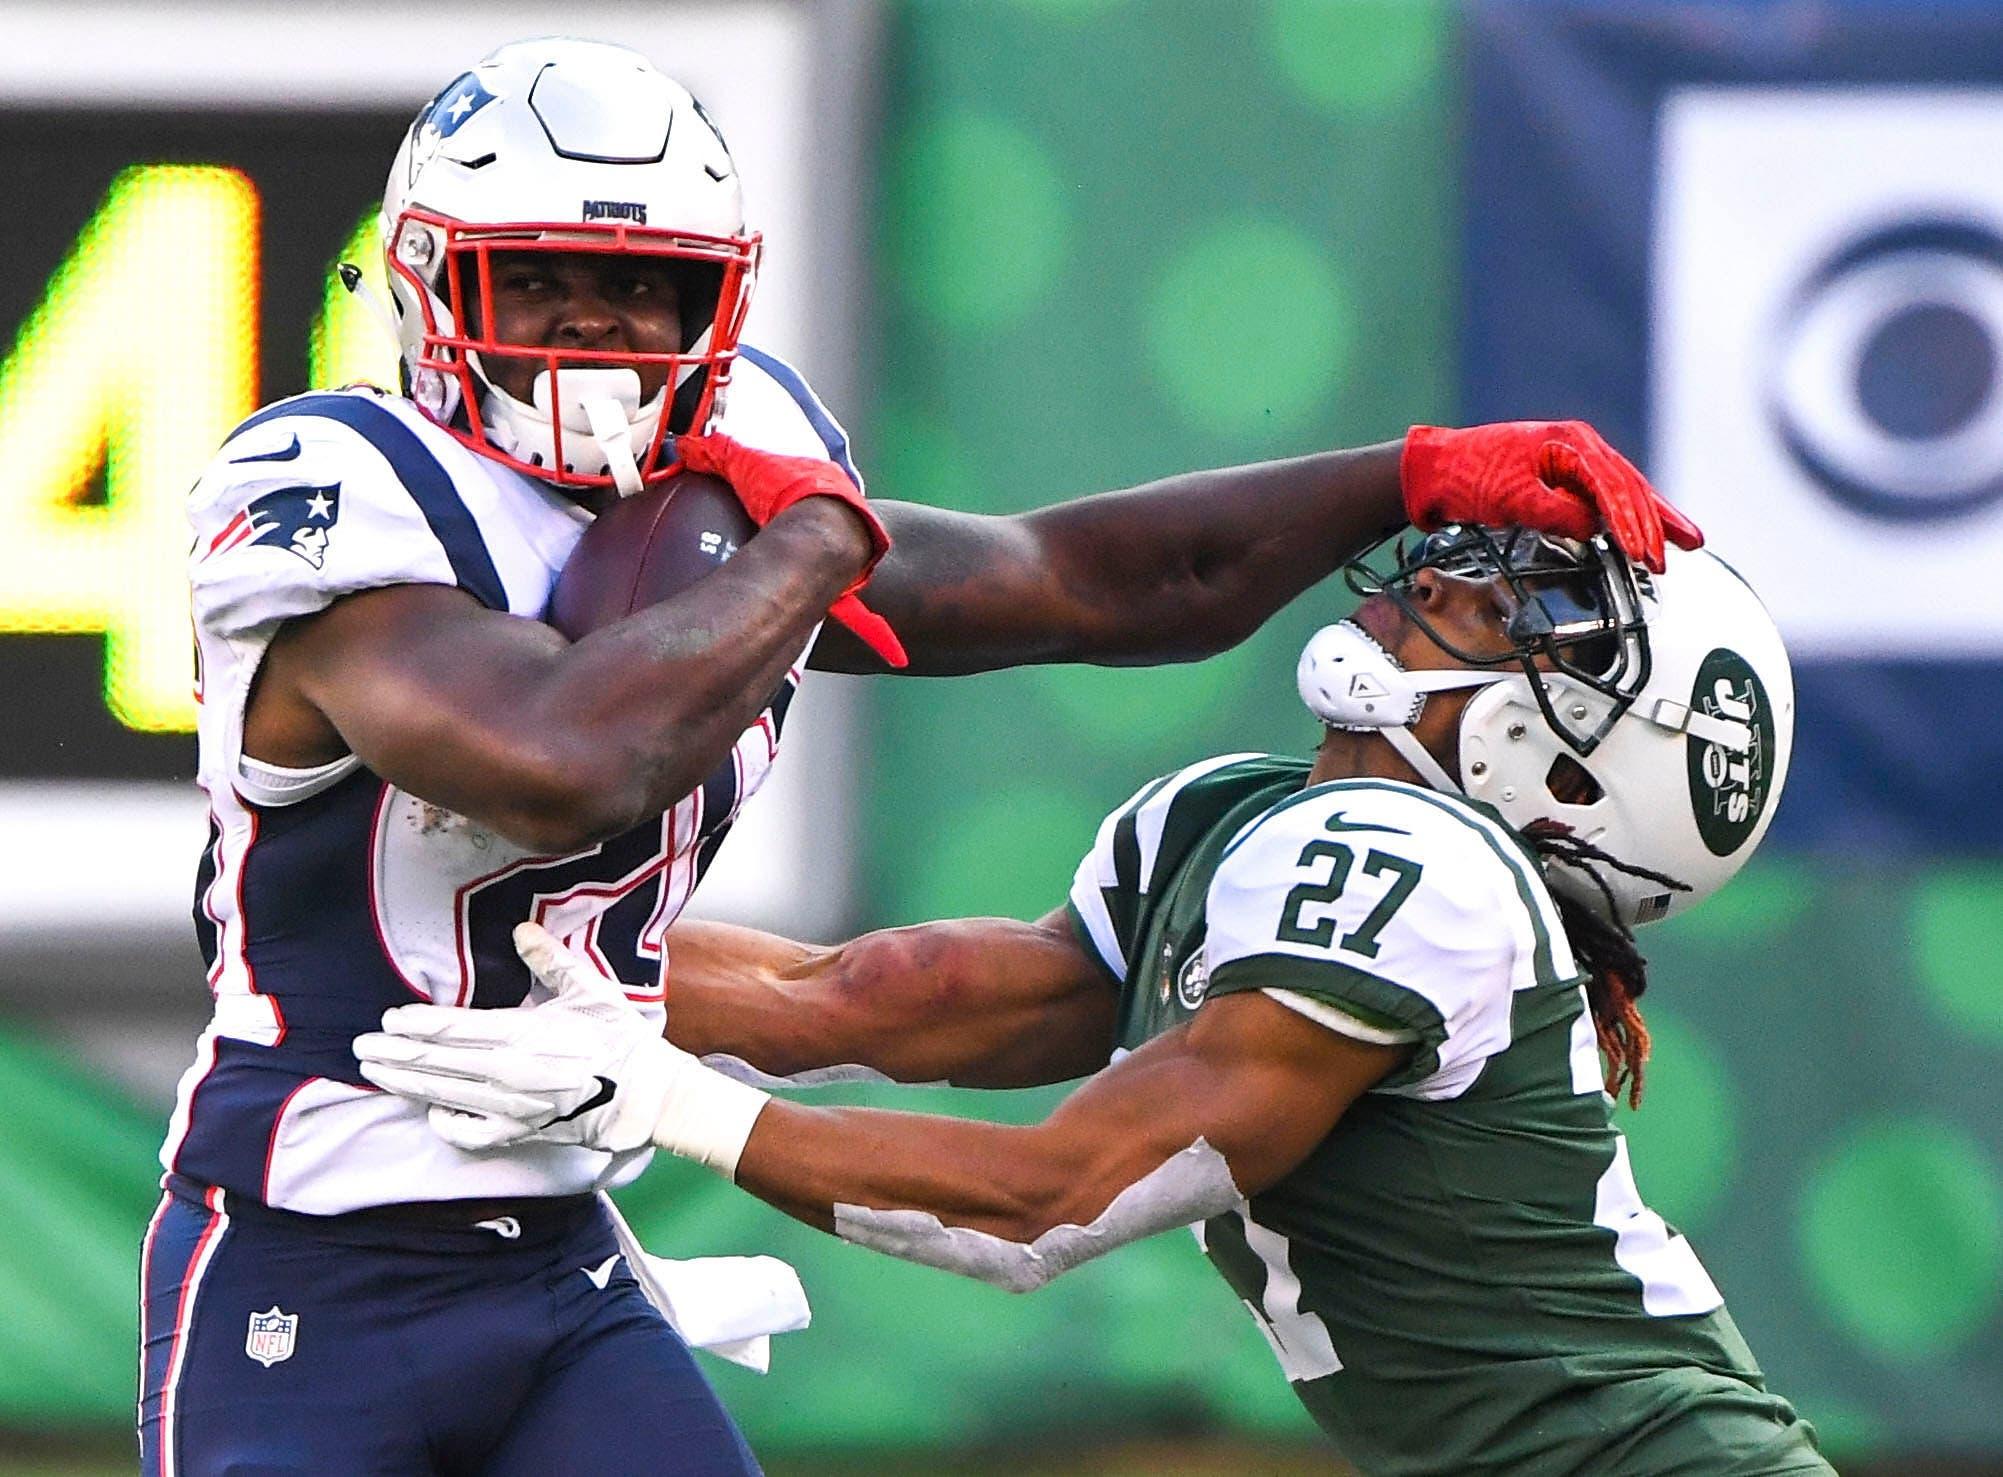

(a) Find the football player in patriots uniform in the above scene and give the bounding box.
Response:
[363,528,1831,1476]
[147,31,1702,1477]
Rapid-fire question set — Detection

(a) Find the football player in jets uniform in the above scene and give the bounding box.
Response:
[149,30,1701,1477]
[361,528,1829,1476]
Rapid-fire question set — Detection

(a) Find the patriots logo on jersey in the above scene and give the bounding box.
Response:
[203,484,342,569]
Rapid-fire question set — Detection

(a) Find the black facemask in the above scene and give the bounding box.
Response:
[1343,525,1653,756]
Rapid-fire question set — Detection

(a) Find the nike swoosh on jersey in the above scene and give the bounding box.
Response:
[229,433,303,464]
[1321,811,1411,837]
[583,1254,621,1290]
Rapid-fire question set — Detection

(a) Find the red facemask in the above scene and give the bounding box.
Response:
[388,206,761,491]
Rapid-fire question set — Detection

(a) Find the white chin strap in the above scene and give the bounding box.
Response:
[1296,620,1506,796]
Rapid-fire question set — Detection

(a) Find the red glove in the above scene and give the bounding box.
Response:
[674,433,907,668]
[1400,421,1702,574]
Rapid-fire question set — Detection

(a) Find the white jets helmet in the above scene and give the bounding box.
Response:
[380,37,759,495]
[1297,527,1795,929]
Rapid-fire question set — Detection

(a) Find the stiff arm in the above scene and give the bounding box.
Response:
[808,419,1698,676]
[808,446,1408,674]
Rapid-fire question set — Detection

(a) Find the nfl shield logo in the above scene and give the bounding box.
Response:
[245,1306,298,1367]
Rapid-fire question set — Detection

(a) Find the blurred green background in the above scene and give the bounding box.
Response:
[865,0,1455,929]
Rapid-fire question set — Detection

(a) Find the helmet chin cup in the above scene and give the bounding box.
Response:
[1297,621,1503,729]
[478,366,661,493]
[1297,621,1505,796]
[1296,621,1426,730]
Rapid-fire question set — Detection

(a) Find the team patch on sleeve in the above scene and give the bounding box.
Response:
[188,392,501,641]
[1203,780,1574,1099]
[203,482,343,569]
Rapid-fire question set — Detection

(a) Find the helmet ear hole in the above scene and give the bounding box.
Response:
[1545,754,1603,805]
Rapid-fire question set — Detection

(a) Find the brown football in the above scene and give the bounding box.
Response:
[545,471,757,639]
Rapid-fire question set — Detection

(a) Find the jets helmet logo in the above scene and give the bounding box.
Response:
[1685,648,1776,856]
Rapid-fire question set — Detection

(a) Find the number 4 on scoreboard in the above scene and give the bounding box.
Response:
[0,165,260,733]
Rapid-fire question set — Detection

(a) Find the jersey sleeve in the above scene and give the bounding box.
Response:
[1065,772,1166,984]
[726,345,863,488]
[187,393,502,644]
[1065,752,1274,984]
[1202,783,1575,1099]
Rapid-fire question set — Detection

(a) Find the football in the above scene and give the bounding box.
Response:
[545,471,757,640]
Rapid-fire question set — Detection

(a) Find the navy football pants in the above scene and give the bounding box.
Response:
[138,1179,760,1476]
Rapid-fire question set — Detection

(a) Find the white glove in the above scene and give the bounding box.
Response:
[354,922,770,1177]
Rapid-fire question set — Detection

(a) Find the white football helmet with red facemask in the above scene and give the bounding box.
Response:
[380,37,759,495]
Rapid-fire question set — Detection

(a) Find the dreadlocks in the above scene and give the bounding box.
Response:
[1521,821,1690,1109]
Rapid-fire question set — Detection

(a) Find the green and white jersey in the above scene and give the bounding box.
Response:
[1066,755,1826,1477]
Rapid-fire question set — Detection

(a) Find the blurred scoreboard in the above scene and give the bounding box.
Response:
[0,3,860,939]
[0,107,402,780]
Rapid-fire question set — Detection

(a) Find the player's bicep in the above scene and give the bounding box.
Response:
[268,582,574,821]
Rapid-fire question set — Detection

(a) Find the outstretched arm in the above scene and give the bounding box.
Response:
[812,445,1407,674]
[357,932,1404,1290]
[735,991,1402,1266]
[664,910,1117,1088]
[811,422,1700,675]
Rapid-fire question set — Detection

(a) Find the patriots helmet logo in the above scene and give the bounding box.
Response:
[205,484,342,569]
[407,72,499,179]
[421,72,498,142]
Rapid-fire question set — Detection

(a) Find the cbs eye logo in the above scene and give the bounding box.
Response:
[1768,218,2003,523]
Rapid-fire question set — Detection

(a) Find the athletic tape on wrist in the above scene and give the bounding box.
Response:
[650,1057,771,1181]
